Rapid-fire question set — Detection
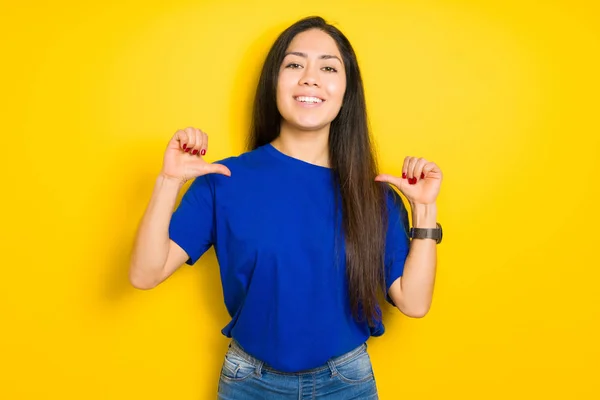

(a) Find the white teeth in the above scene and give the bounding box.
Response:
[296,96,323,104]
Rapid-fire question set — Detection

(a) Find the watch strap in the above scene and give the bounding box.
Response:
[409,222,443,244]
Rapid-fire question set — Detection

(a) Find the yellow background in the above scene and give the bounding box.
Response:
[1,0,599,398]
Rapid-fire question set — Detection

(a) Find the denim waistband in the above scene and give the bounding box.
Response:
[228,339,368,376]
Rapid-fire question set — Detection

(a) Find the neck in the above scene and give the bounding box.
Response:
[271,122,331,168]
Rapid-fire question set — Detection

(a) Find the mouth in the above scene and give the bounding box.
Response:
[294,96,325,105]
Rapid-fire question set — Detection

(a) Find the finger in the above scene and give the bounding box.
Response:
[204,163,231,177]
[402,156,410,179]
[422,162,443,179]
[413,158,428,181]
[191,128,204,156]
[183,127,196,152]
[406,157,418,180]
[200,131,208,156]
[374,173,403,187]
[174,129,188,151]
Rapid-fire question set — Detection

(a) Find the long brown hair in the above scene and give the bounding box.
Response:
[247,16,388,326]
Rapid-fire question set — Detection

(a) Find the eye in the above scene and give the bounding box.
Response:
[286,63,302,69]
[322,66,338,73]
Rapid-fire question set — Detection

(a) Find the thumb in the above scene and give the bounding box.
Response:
[374,173,402,187]
[203,163,232,177]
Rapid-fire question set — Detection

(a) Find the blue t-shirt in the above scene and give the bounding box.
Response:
[168,143,410,372]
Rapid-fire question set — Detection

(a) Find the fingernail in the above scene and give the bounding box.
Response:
[185,148,190,152]
[420,172,425,179]
[201,149,206,156]
[192,149,198,155]
[402,172,407,179]
[182,144,187,150]
[410,177,417,185]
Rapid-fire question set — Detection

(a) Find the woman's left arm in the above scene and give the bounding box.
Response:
[375,157,443,318]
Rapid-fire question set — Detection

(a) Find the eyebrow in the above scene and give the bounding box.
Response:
[284,51,342,64]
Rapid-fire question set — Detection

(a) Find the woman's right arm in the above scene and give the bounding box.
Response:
[128,127,231,290]
[128,174,189,289]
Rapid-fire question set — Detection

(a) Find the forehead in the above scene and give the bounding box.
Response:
[286,29,342,57]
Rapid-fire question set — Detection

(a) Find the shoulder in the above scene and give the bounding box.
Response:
[189,145,270,192]
[213,145,269,174]
[379,183,410,231]
[380,183,406,212]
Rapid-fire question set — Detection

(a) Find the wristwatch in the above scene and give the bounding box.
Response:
[409,222,443,244]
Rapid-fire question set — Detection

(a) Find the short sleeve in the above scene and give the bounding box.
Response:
[383,186,411,305]
[168,175,215,265]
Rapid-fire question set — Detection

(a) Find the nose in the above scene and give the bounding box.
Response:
[299,66,319,87]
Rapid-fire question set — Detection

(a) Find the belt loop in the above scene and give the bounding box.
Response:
[255,360,264,377]
[327,359,338,378]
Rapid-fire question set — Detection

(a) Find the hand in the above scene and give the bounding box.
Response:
[160,127,231,184]
[375,157,442,205]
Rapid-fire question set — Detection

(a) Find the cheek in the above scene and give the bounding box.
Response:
[325,79,346,105]
[275,85,286,110]
[276,75,294,103]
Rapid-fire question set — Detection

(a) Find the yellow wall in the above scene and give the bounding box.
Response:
[1,0,599,398]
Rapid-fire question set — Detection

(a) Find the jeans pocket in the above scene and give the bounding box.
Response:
[334,351,375,384]
[219,351,257,382]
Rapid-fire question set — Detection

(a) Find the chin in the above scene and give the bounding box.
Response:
[290,119,331,132]
[283,112,338,132]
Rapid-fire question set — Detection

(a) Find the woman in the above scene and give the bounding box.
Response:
[129,16,442,399]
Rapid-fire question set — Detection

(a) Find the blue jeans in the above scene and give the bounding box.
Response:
[217,340,379,399]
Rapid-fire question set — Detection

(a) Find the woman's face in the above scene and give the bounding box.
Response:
[276,29,347,132]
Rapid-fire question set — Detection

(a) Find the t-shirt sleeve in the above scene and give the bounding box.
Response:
[383,186,411,306]
[168,174,215,265]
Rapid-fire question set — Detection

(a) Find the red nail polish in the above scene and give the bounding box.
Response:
[402,172,407,179]
[201,149,206,156]
[192,149,198,155]
[185,148,190,152]
[410,177,417,184]
[420,172,425,179]
[182,144,187,150]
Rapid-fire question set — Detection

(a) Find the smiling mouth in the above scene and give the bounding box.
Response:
[294,96,325,104]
